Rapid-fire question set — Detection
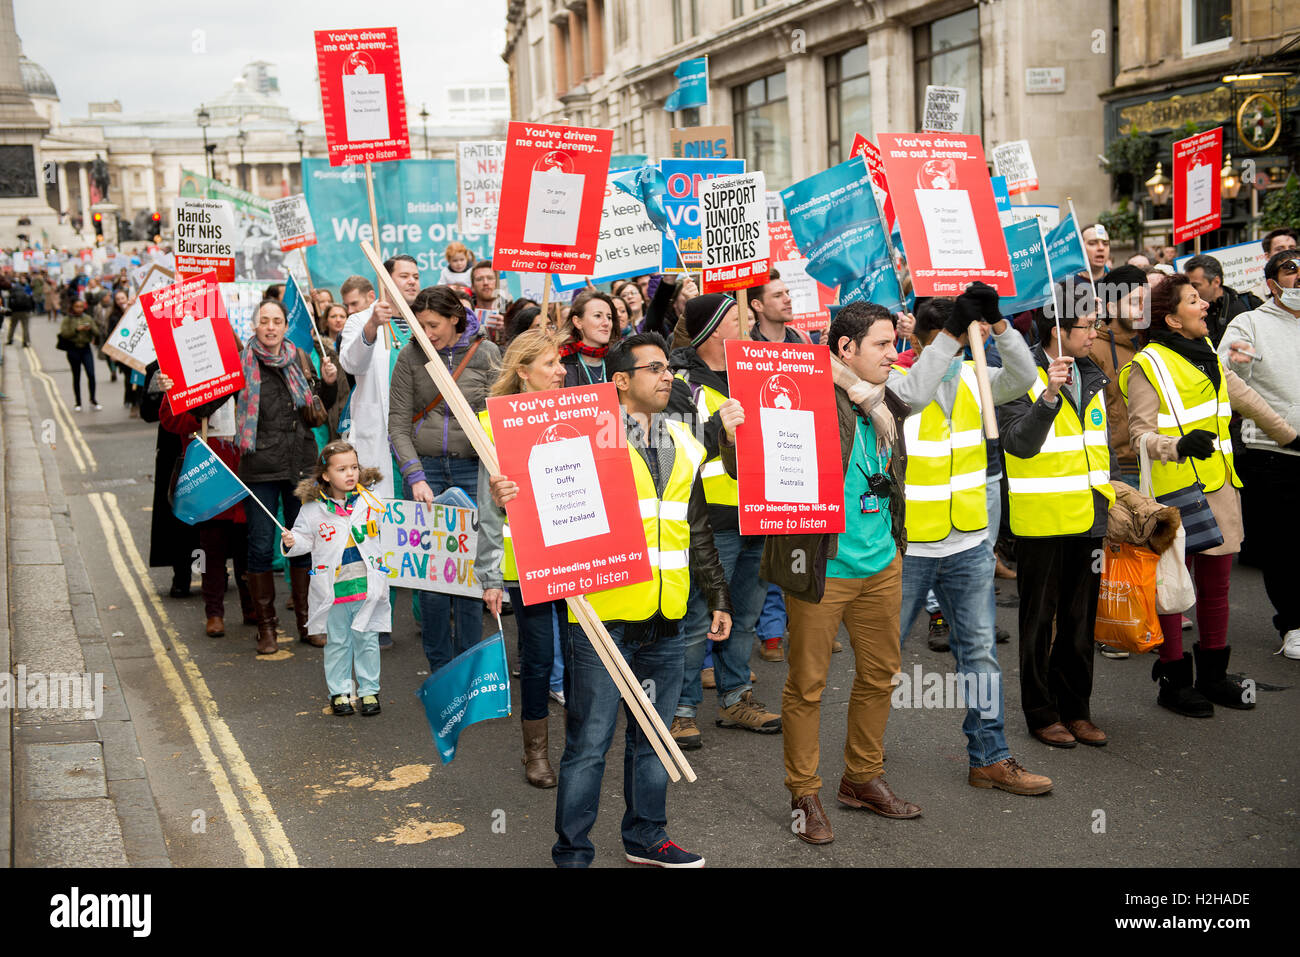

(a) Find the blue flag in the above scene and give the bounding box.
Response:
[1000,219,1054,314]
[171,438,248,525]
[1044,214,1087,281]
[782,158,899,309]
[282,277,316,354]
[610,165,670,234]
[991,176,1011,213]
[416,632,512,764]
[663,57,709,112]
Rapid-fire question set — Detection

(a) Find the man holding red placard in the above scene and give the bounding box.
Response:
[490,331,732,868]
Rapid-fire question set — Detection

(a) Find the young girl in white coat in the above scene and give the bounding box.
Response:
[281,441,392,716]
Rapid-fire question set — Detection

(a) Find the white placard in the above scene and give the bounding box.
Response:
[1186,161,1213,222]
[342,72,390,142]
[765,191,785,223]
[173,197,235,279]
[101,266,174,372]
[760,406,819,504]
[700,171,770,281]
[1174,242,1270,293]
[561,184,663,289]
[13,252,29,273]
[458,141,506,236]
[269,194,317,252]
[174,316,224,386]
[991,140,1039,195]
[1000,204,1060,230]
[528,435,610,547]
[914,189,985,268]
[523,168,584,246]
[207,396,236,437]
[922,86,966,133]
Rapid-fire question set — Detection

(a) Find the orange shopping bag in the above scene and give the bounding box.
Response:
[1094,541,1164,655]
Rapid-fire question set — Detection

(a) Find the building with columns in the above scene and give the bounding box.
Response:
[504,0,1114,215]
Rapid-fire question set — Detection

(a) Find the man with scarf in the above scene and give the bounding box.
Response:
[755,303,917,846]
[666,293,782,751]
[236,298,338,654]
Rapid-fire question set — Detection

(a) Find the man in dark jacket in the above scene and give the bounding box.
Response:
[1000,283,1119,748]
[1184,254,1261,345]
[5,280,33,347]
[666,293,781,751]
[749,303,916,846]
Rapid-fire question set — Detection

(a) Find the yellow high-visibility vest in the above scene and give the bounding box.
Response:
[1119,342,1239,496]
[898,361,988,542]
[571,418,706,623]
[477,410,518,581]
[676,374,739,507]
[1005,366,1116,537]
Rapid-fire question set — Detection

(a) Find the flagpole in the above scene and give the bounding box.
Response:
[191,433,289,534]
[1037,216,1062,348]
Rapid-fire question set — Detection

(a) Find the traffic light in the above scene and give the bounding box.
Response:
[150,211,161,241]
[92,212,103,236]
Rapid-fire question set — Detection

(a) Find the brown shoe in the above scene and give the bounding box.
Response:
[969,757,1053,795]
[1065,719,1107,747]
[304,633,327,647]
[791,794,833,845]
[995,557,1018,580]
[758,640,785,663]
[245,571,280,655]
[522,718,557,788]
[836,775,921,819]
[832,639,844,653]
[1031,722,1077,748]
[205,616,225,637]
[701,666,715,689]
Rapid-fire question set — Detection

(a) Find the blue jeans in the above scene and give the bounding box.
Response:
[408,456,484,672]
[899,542,1010,768]
[509,585,563,720]
[550,610,565,694]
[553,621,685,867]
[246,480,308,573]
[677,530,765,716]
[756,583,786,641]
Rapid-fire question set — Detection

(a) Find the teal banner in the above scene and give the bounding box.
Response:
[301,158,492,291]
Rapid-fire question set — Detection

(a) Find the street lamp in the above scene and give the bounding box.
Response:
[1145,161,1171,207]
[236,127,247,191]
[419,104,430,158]
[197,104,212,179]
[1220,154,1241,201]
[295,122,305,188]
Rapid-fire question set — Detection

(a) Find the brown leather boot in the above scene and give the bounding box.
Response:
[237,573,256,625]
[521,718,557,788]
[205,616,225,637]
[290,567,325,646]
[245,571,280,655]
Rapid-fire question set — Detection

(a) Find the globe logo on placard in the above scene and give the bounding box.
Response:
[760,374,801,411]
[536,423,582,445]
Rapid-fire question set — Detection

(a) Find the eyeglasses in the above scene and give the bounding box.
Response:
[628,361,670,376]
[1071,319,1106,331]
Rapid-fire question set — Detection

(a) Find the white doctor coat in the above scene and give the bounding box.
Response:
[282,497,393,636]
[338,303,398,499]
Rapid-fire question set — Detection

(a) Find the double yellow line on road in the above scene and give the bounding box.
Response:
[27,348,297,866]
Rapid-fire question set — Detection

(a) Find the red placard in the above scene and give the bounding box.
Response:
[877,132,1014,297]
[140,272,245,414]
[492,121,612,276]
[725,340,845,536]
[1173,127,1223,246]
[849,133,896,233]
[487,383,651,606]
[314,27,412,167]
[768,221,836,333]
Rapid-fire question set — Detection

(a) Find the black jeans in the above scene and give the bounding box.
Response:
[1016,535,1101,730]
[1236,446,1300,635]
[66,345,96,405]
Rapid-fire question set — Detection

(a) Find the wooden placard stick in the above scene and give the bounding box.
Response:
[967,320,999,439]
[540,273,552,325]
[364,161,384,299]
[359,240,694,781]
[737,286,749,340]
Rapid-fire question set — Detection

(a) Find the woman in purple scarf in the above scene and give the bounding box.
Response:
[236,298,339,655]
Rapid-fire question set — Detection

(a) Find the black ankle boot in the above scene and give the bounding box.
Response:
[1152,654,1213,718]
[1193,644,1255,710]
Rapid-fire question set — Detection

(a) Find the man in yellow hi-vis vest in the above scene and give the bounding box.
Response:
[489,331,732,869]
[886,286,1052,796]
[1001,281,1118,750]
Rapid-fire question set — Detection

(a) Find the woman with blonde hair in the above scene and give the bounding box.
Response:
[476,330,568,787]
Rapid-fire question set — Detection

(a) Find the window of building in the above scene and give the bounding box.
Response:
[914,8,982,137]
[614,0,628,48]
[733,70,791,189]
[673,0,697,45]
[1183,0,1231,56]
[450,89,466,103]
[531,36,545,104]
[732,0,743,16]
[826,42,871,167]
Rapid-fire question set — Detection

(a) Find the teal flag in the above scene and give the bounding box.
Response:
[282,277,316,354]
[416,631,511,763]
[664,57,709,112]
[1000,219,1054,314]
[1044,213,1087,280]
[171,439,247,526]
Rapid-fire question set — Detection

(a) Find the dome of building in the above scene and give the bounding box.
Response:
[20,55,58,100]
[206,76,290,123]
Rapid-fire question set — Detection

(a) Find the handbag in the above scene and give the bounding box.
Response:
[1139,433,1196,615]
[1142,354,1224,554]
[1094,540,1164,654]
[56,334,74,351]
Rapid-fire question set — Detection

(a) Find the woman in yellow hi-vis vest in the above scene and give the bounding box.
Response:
[1123,274,1298,717]
[487,331,732,869]
[476,330,568,788]
[1001,283,1117,750]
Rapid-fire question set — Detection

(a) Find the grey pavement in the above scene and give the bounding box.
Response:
[2,335,169,867]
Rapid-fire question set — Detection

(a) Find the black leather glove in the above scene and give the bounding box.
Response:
[1176,429,1217,460]
[964,280,1003,325]
[1286,434,1300,452]
[948,294,980,338]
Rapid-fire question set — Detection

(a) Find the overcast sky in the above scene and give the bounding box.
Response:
[13,0,509,122]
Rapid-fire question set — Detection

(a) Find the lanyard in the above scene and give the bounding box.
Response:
[579,357,605,385]
[853,418,882,483]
